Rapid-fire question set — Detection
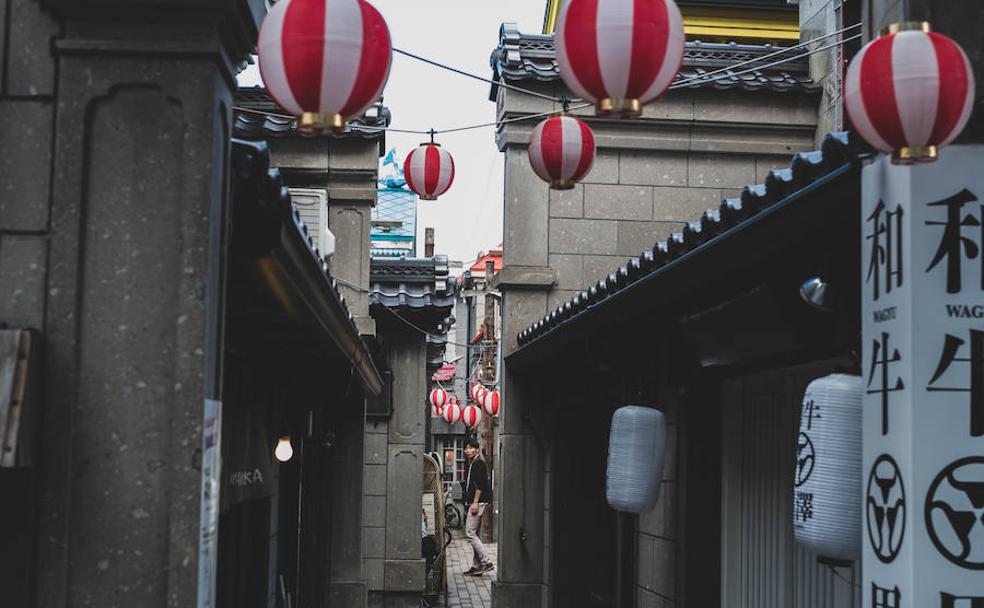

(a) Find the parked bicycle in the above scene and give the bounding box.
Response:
[443,482,463,530]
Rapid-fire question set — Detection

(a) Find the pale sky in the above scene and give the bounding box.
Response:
[240,1,547,267]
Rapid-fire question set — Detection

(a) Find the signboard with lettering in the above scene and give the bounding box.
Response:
[197,398,222,608]
[862,146,984,607]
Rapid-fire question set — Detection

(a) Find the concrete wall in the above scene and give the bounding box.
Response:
[493,80,817,608]
[800,0,845,143]
[0,1,261,605]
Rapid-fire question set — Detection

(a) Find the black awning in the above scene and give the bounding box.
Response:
[508,132,869,370]
[229,139,383,397]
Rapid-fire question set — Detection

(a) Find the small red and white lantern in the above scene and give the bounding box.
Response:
[258,0,392,132]
[429,387,448,410]
[432,402,444,417]
[845,22,975,164]
[482,390,501,417]
[529,115,596,190]
[404,143,455,200]
[462,404,483,428]
[470,383,483,401]
[556,0,685,117]
[442,400,462,425]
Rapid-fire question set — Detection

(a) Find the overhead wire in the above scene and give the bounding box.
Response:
[393,47,565,103]
[235,27,861,136]
[671,33,863,89]
[670,22,862,87]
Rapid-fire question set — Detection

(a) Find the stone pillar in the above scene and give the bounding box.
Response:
[14,2,262,607]
[492,144,553,608]
[365,322,427,608]
[270,128,380,608]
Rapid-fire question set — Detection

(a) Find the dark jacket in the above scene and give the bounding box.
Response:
[464,458,492,505]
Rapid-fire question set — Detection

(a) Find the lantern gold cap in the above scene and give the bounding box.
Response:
[419,142,441,148]
[419,194,438,201]
[597,98,642,118]
[550,179,576,190]
[881,21,931,36]
[298,112,346,134]
[892,145,938,165]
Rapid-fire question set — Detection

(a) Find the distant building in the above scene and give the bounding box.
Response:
[372,150,420,258]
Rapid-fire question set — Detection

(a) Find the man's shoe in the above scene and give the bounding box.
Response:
[474,563,495,575]
[462,566,480,576]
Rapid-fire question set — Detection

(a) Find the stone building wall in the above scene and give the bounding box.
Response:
[493,49,819,608]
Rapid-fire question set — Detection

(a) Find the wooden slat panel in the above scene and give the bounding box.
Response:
[0,330,36,467]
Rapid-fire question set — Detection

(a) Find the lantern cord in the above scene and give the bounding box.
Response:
[671,22,862,88]
[393,47,568,104]
[672,31,864,89]
[435,102,594,134]
[235,27,861,135]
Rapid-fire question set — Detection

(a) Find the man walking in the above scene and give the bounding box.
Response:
[462,437,494,575]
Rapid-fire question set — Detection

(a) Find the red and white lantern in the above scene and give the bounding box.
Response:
[482,390,500,417]
[529,115,596,190]
[556,0,685,117]
[845,22,975,164]
[462,404,483,428]
[432,402,444,417]
[442,400,462,425]
[470,383,483,401]
[429,387,448,410]
[258,0,392,132]
[404,143,455,200]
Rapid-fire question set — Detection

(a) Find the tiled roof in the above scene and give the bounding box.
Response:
[516,131,868,348]
[489,23,818,100]
[370,256,457,311]
[234,87,390,139]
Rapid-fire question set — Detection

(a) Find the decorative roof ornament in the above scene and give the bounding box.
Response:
[404,133,455,200]
[555,0,685,117]
[258,0,392,133]
[528,112,596,189]
[844,22,975,164]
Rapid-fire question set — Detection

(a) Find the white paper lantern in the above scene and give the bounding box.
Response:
[793,373,863,561]
[606,406,666,513]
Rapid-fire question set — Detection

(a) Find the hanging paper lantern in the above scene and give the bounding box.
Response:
[845,22,975,164]
[793,374,863,561]
[442,400,462,425]
[432,402,444,417]
[528,115,596,190]
[257,0,393,132]
[462,404,483,428]
[482,390,500,417]
[475,386,489,405]
[404,143,455,200]
[556,0,685,117]
[607,406,666,513]
[429,387,448,410]
[470,383,483,401]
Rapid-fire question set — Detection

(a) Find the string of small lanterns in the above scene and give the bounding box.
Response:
[426,382,501,429]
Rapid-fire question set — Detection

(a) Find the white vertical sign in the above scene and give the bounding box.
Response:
[862,145,984,608]
[197,398,223,608]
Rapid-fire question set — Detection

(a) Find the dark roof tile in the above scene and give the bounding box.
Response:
[516,131,868,347]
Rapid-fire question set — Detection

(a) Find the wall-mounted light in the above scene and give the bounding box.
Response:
[799,275,835,312]
[274,436,294,463]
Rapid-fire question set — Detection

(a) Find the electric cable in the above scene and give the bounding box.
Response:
[671,33,862,89]
[394,47,565,103]
[234,29,861,135]
[670,23,862,87]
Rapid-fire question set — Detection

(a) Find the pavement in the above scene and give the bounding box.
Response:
[430,532,496,608]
